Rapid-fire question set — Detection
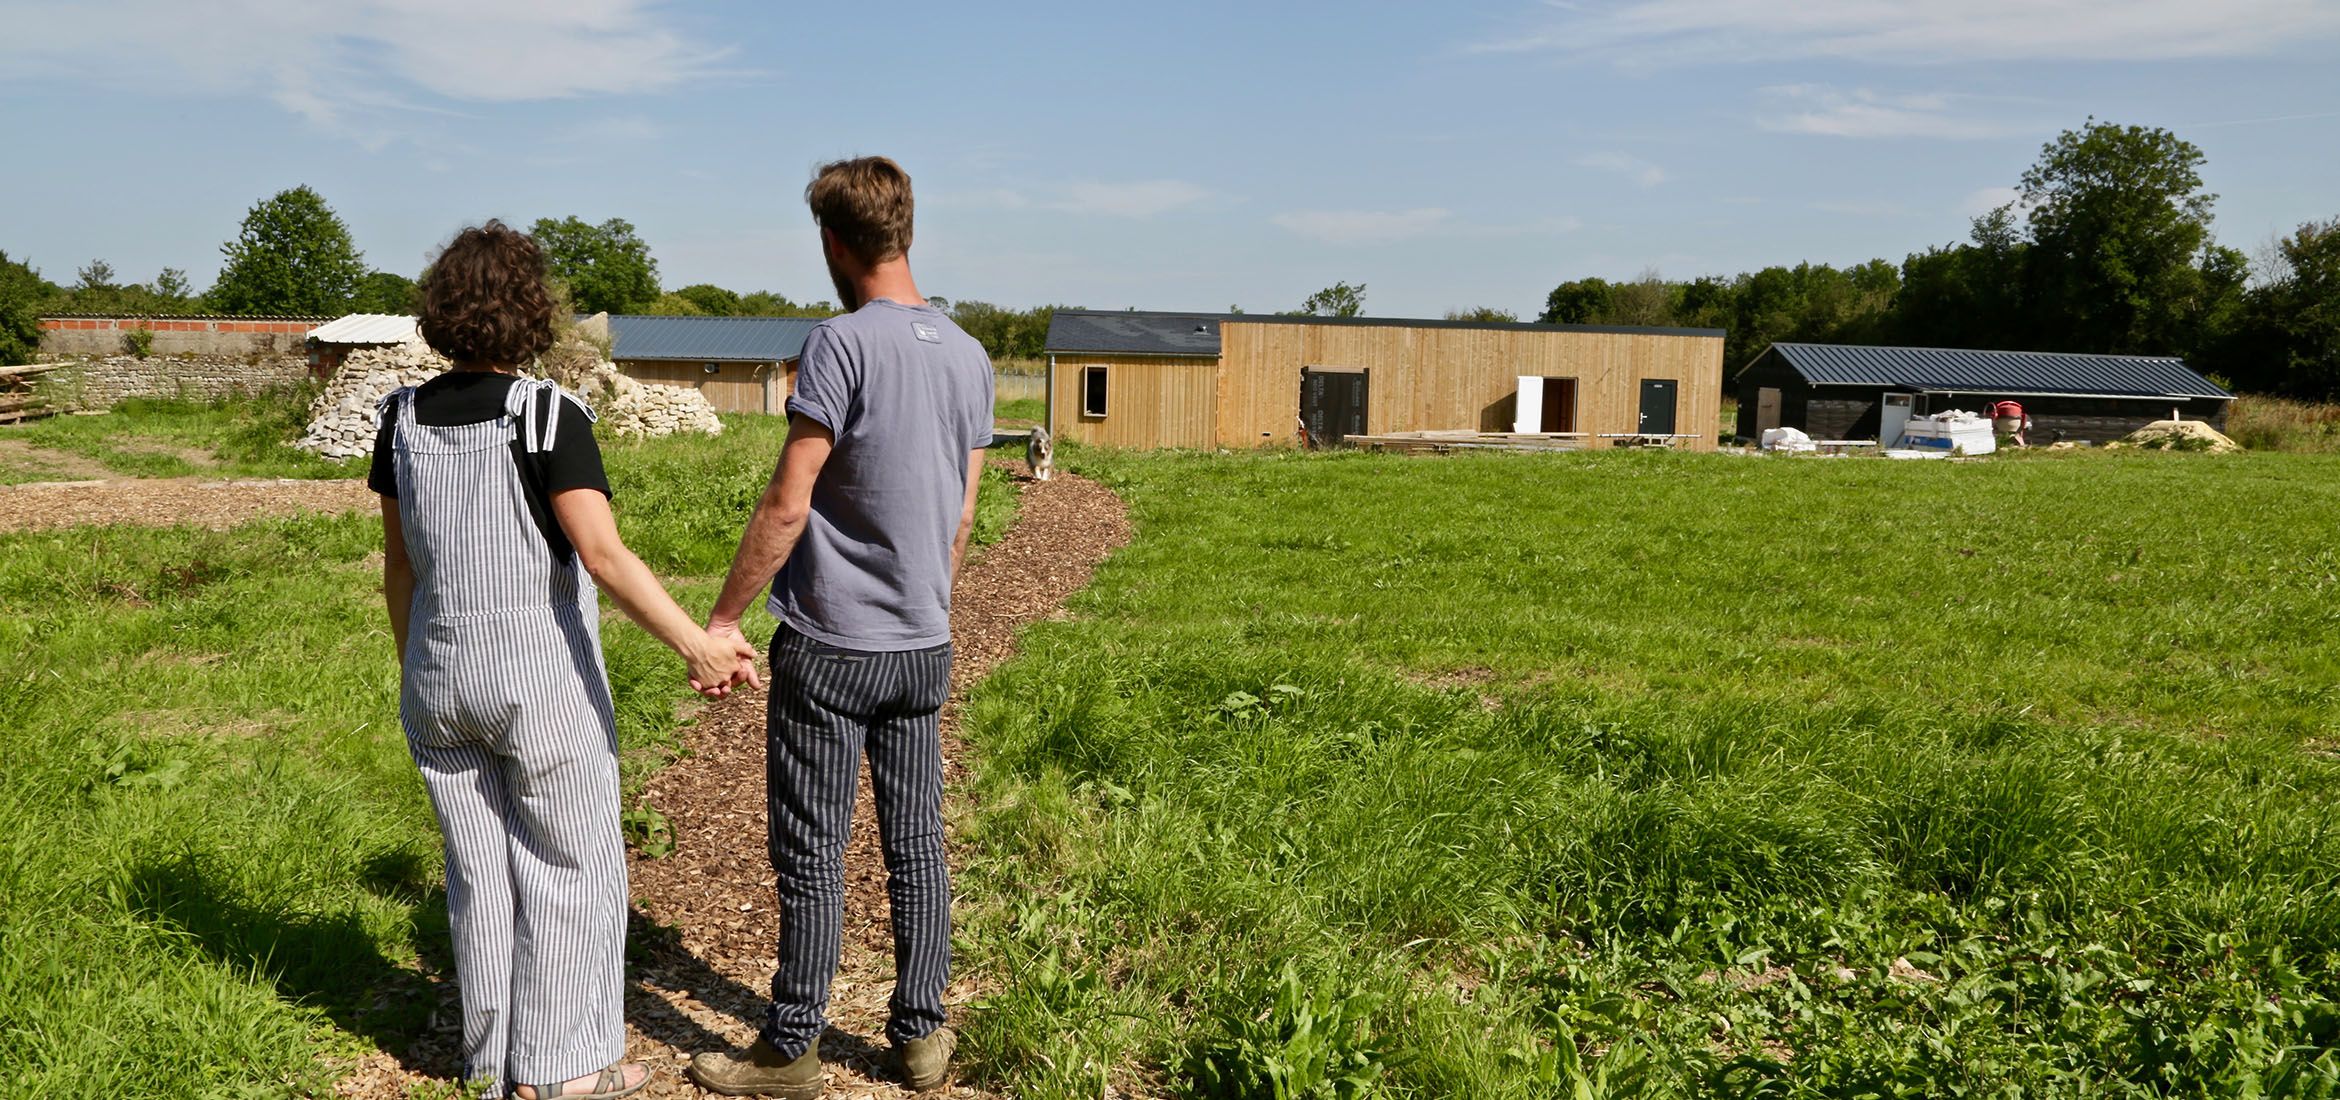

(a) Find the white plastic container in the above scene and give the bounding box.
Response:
[1895,412,1996,456]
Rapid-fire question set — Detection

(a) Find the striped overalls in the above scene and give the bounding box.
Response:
[387,380,628,1096]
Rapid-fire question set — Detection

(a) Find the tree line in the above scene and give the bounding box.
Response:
[4,118,2332,394]
[1527,121,2338,400]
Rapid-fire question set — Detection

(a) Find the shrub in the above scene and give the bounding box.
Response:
[124,327,154,358]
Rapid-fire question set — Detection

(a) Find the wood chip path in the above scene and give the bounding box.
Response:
[0,476,376,533]
[337,470,1132,1098]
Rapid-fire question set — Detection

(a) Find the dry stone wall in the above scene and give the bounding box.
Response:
[49,354,311,410]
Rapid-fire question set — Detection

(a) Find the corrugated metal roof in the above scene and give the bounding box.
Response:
[309,313,419,344]
[607,315,821,362]
[1043,309,1726,356]
[1758,342,2230,400]
[1045,311,1225,356]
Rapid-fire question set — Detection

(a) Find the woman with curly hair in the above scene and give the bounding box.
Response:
[372,220,756,1099]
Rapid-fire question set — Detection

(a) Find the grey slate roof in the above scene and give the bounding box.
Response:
[1754,342,2231,400]
[607,315,821,362]
[1045,311,1226,356]
[1043,309,1724,356]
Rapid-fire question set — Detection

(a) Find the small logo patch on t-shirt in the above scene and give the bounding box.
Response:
[911,322,940,343]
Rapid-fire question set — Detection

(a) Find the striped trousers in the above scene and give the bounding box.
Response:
[403,610,629,1096]
[763,624,954,1056]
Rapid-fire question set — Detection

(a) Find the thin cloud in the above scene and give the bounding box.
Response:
[1273,208,1454,245]
[1960,186,2024,217]
[1465,0,2340,64]
[0,0,726,140]
[1056,180,1213,218]
[1575,152,1667,186]
[941,181,1213,218]
[1758,85,2017,140]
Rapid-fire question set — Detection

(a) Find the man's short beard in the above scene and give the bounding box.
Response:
[826,253,859,312]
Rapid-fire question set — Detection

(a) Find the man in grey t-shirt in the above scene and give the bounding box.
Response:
[695,156,992,1098]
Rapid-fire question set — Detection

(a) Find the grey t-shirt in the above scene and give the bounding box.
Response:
[767,298,995,651]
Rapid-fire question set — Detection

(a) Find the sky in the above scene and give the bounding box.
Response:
[1,0,2336,319]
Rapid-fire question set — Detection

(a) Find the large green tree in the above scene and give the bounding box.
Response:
[1539,277,1614,324]
[208,185,366,315]
[0,250,50,366]
[671,283,741,316]
[2019,120,2241,355]
[1297,281,1366,318]
[350,271,417,314]
[2229,218,2340,397]
[530,216,659,314]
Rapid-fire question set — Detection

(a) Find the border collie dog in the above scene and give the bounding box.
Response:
[1027,426,1054,481]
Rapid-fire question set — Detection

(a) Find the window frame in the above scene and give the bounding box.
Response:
[1081,365,1109,419]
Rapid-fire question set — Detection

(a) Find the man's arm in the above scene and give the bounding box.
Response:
[708,414,835,639]
[949,450,983,580]
[381,497,414,662]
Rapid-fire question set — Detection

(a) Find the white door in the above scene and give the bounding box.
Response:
[1880,392,1914,447]
[1513,375,1543,433]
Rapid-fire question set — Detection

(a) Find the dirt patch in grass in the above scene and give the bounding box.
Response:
[0,436,118,482]
[0,477,375,533]
[337,471,1132,1099]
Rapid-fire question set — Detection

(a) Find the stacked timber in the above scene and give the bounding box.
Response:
[0,363,63,424]
[1346,430,1592,455]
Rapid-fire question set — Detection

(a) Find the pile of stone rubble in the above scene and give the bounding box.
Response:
[295,338,723,460]
[295,343,447,459]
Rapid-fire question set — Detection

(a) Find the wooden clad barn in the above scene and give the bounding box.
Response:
[607,315,820,415]
[1734,343,2233,446]
[1044,311,1726,451]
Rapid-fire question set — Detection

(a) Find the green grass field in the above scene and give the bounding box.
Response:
[957,446,2340,1098]
[0,394,366,483]
[0,404,1017,1098]
[7,399,2338,1098]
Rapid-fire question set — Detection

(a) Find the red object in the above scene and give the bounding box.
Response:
[1990,400,2025,420]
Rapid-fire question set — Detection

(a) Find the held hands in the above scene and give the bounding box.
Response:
[687,622,762,699]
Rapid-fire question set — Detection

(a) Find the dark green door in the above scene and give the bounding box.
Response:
[1638,379,1678,436]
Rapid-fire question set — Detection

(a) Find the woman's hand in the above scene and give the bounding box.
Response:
[687,628,761,699]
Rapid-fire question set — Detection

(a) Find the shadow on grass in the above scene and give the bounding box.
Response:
[129,853,463,1080]
[133,852,784,1082]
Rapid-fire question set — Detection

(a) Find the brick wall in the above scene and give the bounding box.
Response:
[39,315,327,359]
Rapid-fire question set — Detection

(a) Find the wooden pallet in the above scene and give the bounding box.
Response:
[1348,430,1593,455]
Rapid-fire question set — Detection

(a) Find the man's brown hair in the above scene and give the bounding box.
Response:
[805,156,915,265]
[419,220,557,368]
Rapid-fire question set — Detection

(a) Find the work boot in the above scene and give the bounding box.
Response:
[686,1037,823,1098]
[897,1027,956,1093]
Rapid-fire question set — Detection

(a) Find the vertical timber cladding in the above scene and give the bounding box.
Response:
[1216,320,1725,450]
[1047,353,1219,448]
[617,359,787,414]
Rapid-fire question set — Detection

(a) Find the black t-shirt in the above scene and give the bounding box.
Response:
[369,372,609,560]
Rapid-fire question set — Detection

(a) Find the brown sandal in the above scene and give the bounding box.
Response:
[522,1063,649,1100]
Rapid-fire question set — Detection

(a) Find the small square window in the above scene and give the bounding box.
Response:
[1082,366,1108,418]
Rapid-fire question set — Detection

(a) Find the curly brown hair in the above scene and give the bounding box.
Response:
[419,220,557,369]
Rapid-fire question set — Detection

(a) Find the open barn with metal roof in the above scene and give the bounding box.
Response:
[1043,310,1726,450]
[1733,342,2233,445]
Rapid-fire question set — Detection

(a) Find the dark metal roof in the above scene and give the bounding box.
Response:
[1043,309,1724,356]
[1045,311,1226,356]
[1753,342,2231,400]
[607,315,820,362]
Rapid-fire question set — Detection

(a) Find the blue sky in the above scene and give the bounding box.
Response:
[2,0,2336,318]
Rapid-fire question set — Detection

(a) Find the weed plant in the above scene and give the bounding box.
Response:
[959,446,2340,1098]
